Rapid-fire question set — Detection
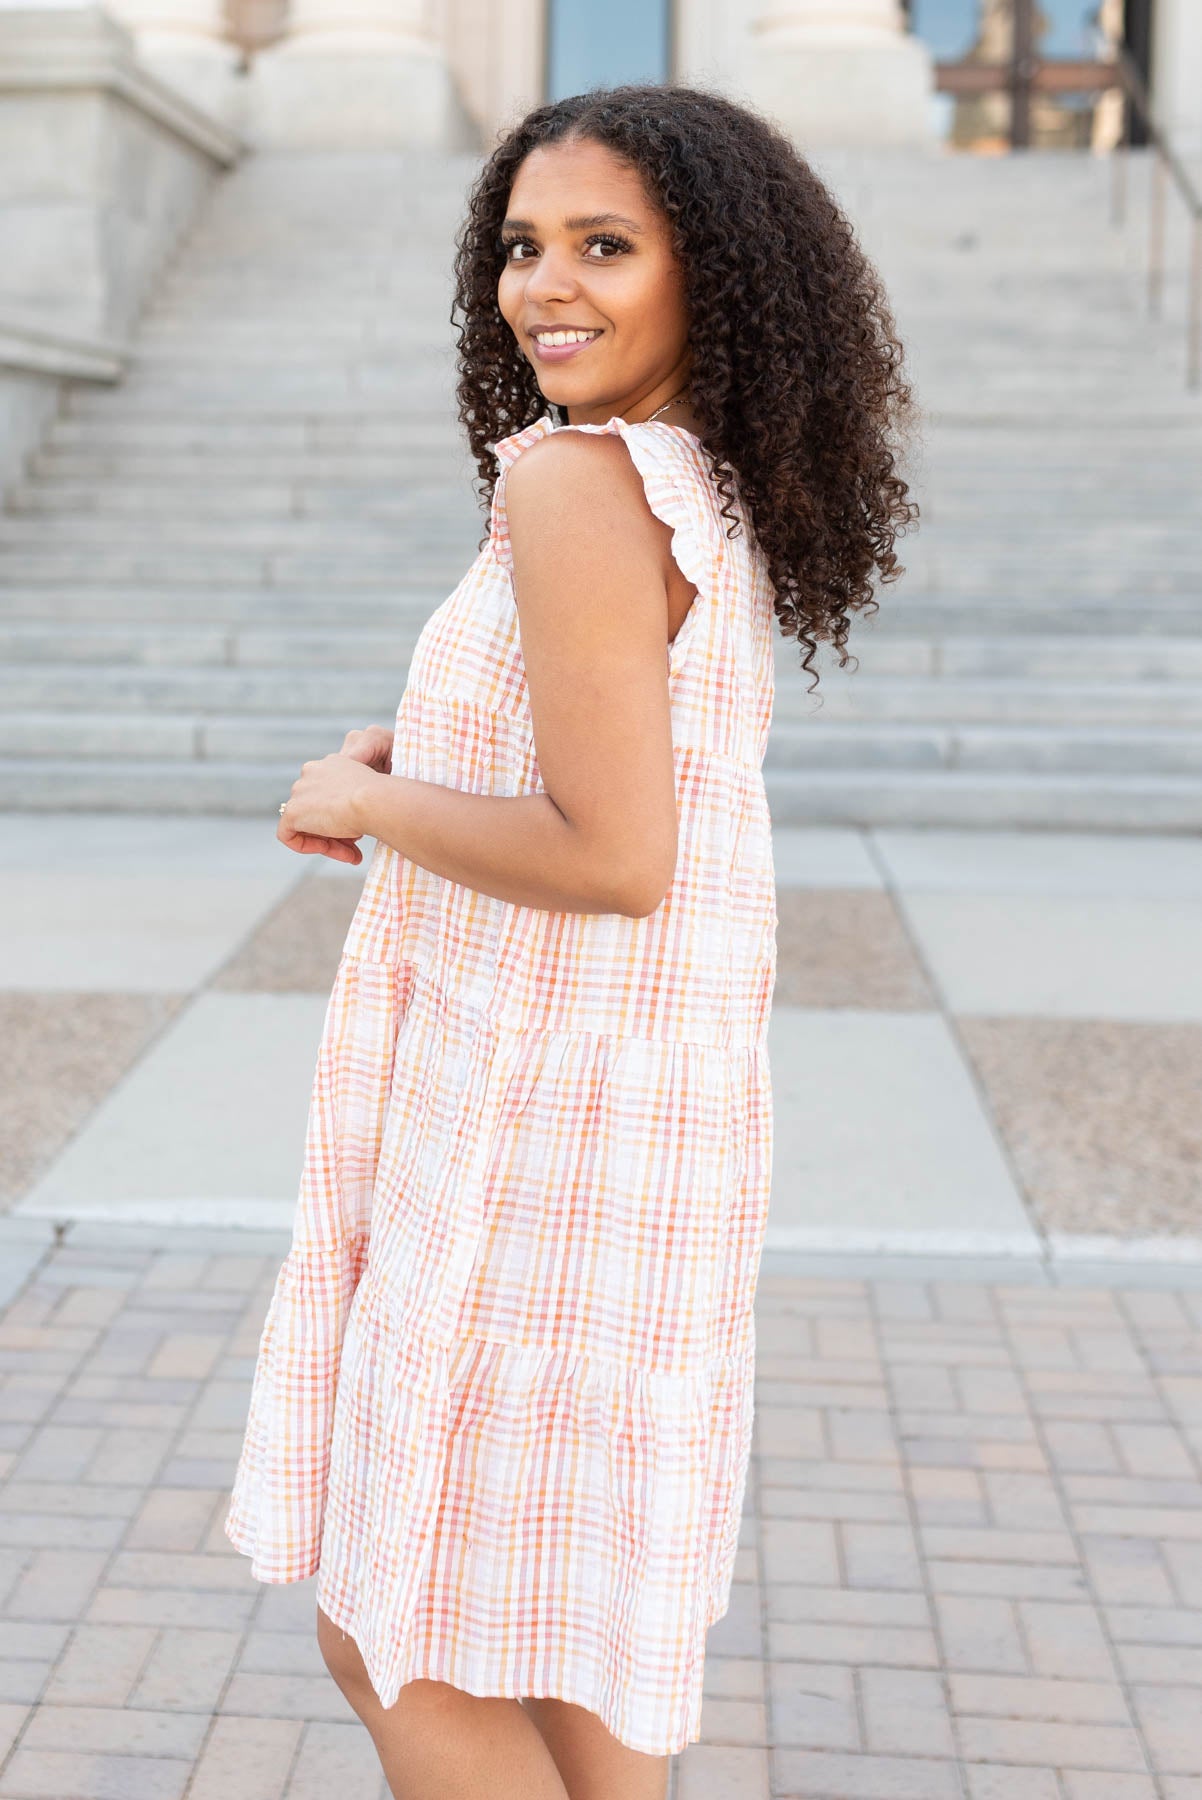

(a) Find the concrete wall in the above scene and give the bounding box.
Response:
[0,3,242,497]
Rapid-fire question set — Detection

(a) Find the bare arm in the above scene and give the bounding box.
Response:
[351,431,680,917]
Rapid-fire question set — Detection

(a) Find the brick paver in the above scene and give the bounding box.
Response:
[0,1221,1199,1799]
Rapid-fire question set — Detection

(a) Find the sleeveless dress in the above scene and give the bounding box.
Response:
[223,411,778,1756]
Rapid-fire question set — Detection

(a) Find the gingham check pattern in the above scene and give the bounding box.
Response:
[224,413,778,1755]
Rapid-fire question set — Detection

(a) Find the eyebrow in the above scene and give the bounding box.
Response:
[500,212,646,234]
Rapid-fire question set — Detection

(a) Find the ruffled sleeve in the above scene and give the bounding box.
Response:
[487,414,724,648]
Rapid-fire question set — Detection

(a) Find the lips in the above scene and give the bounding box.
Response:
[528,328,603,364]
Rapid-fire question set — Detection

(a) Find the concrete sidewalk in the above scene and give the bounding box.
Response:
[3,814,1201,1281]
[1,815,1200,1794]
[0,1217,1199,1798]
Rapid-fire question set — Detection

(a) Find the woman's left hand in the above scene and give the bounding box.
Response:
[277,752,382,862]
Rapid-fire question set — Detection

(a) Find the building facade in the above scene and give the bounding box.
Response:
[91,0,1201,159]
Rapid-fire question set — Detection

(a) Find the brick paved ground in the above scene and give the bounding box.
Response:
[0,1218,1199,1799]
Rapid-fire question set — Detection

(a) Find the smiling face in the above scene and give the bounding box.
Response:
[496,136,695,429]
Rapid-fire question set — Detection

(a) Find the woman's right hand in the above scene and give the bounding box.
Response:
[339,722,395,774]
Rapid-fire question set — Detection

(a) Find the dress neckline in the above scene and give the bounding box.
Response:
[492,410,705,472]
[551,412,703,445]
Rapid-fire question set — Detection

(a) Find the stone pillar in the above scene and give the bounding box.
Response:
[247,0,478,149]
[1150,0,1202,157]
[104,0,245,128]
[741,0,935,150]
[442,0,543,151]
[1089,0,1124,155]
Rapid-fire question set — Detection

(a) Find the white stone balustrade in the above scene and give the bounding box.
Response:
[1152,0,1202,157]
[104,0,244,127]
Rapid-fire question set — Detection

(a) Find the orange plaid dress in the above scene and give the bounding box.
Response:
[224,411,778,1756]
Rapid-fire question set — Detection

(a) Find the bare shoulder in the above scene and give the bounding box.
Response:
[503,429,661,540]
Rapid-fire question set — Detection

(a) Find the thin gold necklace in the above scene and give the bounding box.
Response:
[557,384,692,428]
[644,383,692,424]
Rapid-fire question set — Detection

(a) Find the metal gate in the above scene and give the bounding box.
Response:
[903,0,1139,151]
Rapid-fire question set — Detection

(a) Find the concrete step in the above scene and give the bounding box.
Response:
[762,768,1202,831]
[798,635,1202,680]
[0,549,478,585]
[4,482,474,521]
[6,711,1201,779]
[819,602,1202,636]
[15,481,1202,547]
[922,503,1202,522]
[1,586,1198,638]
[4,142,1197,831]
[0,713,372,761]
[142,305,1166,340]
[45,416,462,450]
[897,567,1202,598]
[25,534,1193,588]
[777,675,1202,727]
[59,381,458,417]
[0,756,1197,829]
[2,621,1202,689]
[6,543,1196,602]
[0,757,303,813]
[4,619,1202,682]
[40,412,1195,458]
[26,458,1199,516]
[0,665,405,714]
[0,586,449,622]
[765,722,1202,776]
[120,340,455,369]
[0,623,426,667]
[30,449,474,481]
[57,382,1192,424]
[911,520,1202,542]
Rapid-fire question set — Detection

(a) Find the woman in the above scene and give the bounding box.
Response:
[225,81,916,1800]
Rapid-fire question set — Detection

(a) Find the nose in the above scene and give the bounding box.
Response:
[521,243,580,305]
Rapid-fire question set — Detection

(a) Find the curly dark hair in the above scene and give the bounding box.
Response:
[450,81,920,689]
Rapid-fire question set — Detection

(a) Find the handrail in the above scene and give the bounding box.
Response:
[1108,41,1202,390]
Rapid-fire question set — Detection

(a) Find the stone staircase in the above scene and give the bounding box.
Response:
[1,144,1200,826]
[771,146,1202,827]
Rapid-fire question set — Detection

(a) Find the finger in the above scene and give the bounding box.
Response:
[278,824,363,863]
[342,746,391,774]
[322,835,364,863]
[277,824,327,855]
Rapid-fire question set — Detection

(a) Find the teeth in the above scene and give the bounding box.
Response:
[535,329,598,346]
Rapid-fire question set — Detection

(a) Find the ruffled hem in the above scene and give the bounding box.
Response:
[488,413,723,681]
[223,1236,368,1582]
[228,1243,755,1756]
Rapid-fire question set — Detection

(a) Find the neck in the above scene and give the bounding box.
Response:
[559,385,698,431]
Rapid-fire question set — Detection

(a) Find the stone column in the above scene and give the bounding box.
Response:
[1150,0,1202,157]
[1089,0,1124,155]
[740,0,935,150]
[247,0,478,149]
[104,0,245,128]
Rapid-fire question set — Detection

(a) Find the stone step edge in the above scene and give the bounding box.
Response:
[6,1198,1202,1288]
[9,714,1202,749]
[1,757,1200,783]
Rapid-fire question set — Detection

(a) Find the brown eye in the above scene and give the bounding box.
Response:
[585,233,632,258]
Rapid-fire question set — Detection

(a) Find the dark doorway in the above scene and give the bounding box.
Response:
[1122,0,1153,145]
